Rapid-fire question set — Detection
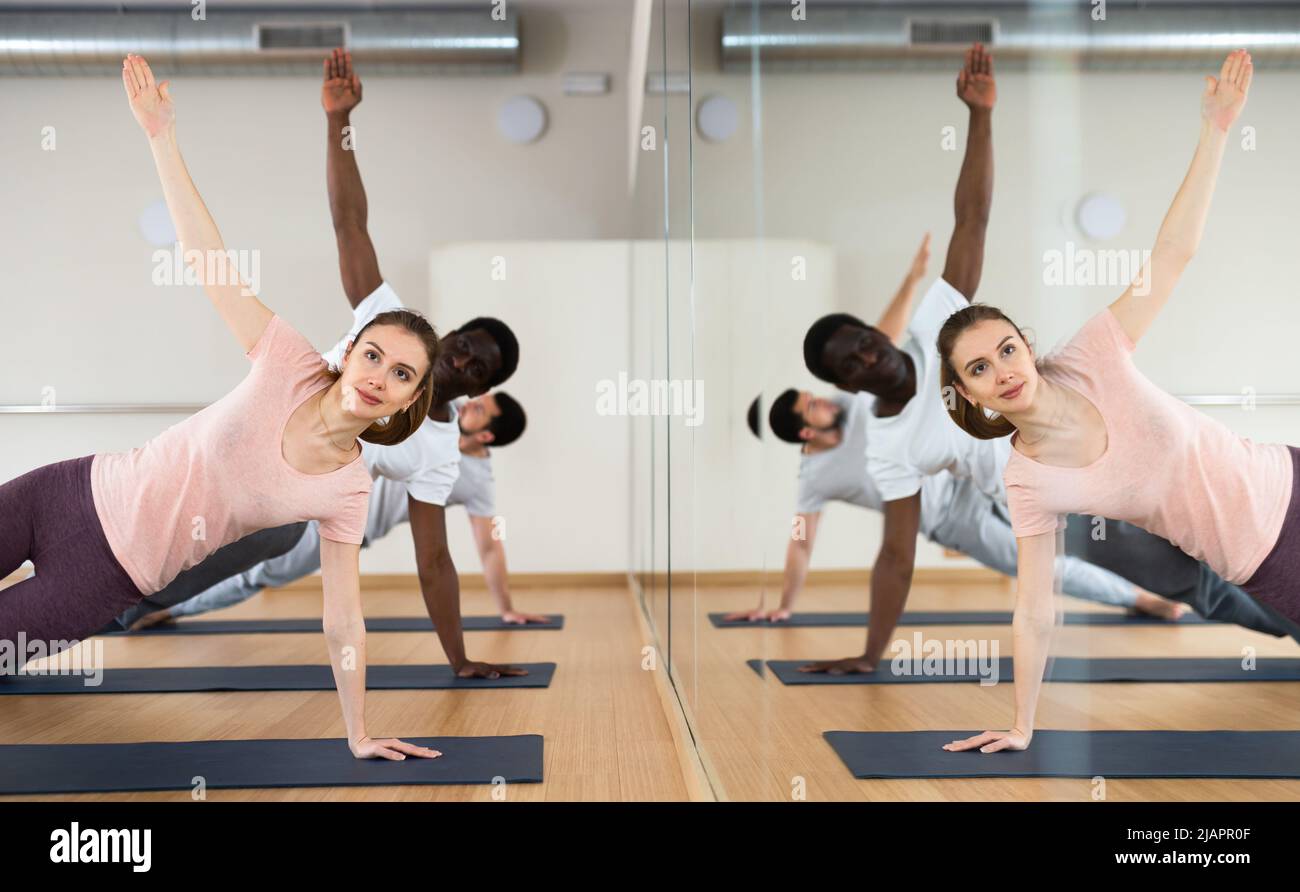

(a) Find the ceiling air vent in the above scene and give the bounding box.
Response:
[908,18,996,47]
[256,23,348,51]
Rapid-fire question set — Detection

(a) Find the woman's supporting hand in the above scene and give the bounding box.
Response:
[942,728,1032,754]
[350,736,442,761]
[798,655,875,675]
[1201,49,1253,133]
[121,54,174,139]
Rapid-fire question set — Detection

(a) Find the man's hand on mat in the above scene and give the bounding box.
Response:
[942,729,1032,754]
[455,660,529,680]
[128,609,176,631]
[956,42,996,112]
[798,656,876,675]
[322,47,363,115]
[122,54,174,138]
[350,736,442,761]
[502,610,552,625]
[722,607,793,622]
[1202,49,1252,133]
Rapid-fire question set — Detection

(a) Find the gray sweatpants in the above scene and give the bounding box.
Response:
[928,479,1137,608]
[1063,516,1300,643]
[104,522,309,632]
[167,520,326,619]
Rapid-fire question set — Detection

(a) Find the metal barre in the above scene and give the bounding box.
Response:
[0,404,209,415]
[2,396,1300,414]
[1176,395,1300,407]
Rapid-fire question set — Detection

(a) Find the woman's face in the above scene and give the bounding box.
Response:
[948,318,1039,417]
[341,324,430,420]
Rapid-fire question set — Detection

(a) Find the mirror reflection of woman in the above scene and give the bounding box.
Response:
[937,51,1278,755]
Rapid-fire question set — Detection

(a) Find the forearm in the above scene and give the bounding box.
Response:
[954,109,993,225]
[147,132,239,293]
[863,551,914,666]
[479,540,512,613]
[1010,604,1055,735]
[322,618,368,745]
[1152,122,1228,263]
[420,557,468,669]
[325,112,369,232]
[779,541,812,610]
[875,273,922,345]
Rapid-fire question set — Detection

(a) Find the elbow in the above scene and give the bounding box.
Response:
[1013,599,1058,633]
[1154,237,1196,268]
[417,546,455,580]
[877,546,916,585]
[322,615,364,648]
[330,213,368,238]
[953,203,992,229]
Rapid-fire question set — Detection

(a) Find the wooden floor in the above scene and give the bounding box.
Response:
[6,574,1299,802]
[0,582,690,802]
[677,578,1300,802]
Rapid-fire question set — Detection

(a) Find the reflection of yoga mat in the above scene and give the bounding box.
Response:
[0,735,544,794]
[824,730,1300,779]
[0,663,556,695]
[710,611,1214,628]
[752,658,1300,685]
[116,615,565,636]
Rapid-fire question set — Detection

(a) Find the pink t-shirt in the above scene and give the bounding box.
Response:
[1003,307,1292,585]
[91,315,372,595]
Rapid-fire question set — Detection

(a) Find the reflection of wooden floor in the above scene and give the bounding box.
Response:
[682,579,1300,802]
[0,583,688,802]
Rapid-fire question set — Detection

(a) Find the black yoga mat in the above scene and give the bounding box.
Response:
[0,735,544,794]
[710,610,1213,628]
[824,729,1300,779]
[0,663,556,695]
[115,615,565,636]
[751,657,1300,685]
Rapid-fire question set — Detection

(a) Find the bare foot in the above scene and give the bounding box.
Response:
[1133,591,1190,622]
[129,609,176,631]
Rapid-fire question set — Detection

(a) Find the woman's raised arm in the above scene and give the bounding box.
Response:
[122,54,274,353]
[1109,50,1252,346]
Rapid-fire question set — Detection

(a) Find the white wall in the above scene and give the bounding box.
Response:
[6,2,1300,577]
[634,50,1300,572]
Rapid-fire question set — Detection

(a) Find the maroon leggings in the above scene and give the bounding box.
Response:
[0,455,143,656]
[1241,445,1300,626]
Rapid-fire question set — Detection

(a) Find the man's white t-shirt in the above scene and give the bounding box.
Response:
[795,391,952,538]
[864,276,1012,507]
[321,281,461,507]
[448,453,496,518]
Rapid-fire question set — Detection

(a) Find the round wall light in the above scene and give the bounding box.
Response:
[1075,192,1126,241]
[696,94,739,143]
[138,198,177,247]
[497,95,548,144]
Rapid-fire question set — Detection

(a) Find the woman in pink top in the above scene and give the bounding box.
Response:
[0,55,440,762]
[933,51,1289,755]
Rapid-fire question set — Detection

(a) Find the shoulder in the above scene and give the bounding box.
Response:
[247,315,327,373]
[907,276,970,343]
[355,281,407,322]
[1054,308,1136,365]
